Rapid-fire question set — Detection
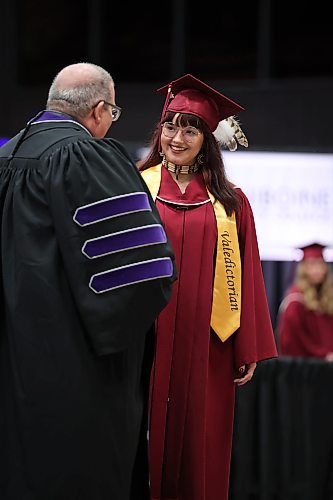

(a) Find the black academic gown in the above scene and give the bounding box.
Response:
[0,114,176,500]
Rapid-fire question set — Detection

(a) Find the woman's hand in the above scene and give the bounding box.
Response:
[234,362,257,386]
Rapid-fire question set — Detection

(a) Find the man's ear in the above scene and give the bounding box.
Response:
[92,101,104,124]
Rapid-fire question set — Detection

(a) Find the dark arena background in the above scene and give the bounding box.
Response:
[1,1,333,498]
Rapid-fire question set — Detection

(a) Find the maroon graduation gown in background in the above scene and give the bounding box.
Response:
[278,285,333,358]
[148,168,277,500]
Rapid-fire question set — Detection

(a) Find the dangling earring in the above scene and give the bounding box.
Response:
[159,151,165,158]
[197,152,204,165]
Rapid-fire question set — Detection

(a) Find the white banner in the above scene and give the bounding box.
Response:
[224,151,333,261]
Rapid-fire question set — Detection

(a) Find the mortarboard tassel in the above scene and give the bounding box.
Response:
[161,85,174,121]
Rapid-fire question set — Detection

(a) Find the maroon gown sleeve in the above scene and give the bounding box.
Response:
[278,291,333,358]
[278,298,312,356]
[233,188,278,370]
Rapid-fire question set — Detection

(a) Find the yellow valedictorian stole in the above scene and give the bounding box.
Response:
[141,164,241,341]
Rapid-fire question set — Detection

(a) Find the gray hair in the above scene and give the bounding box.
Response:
[46,63,114,119]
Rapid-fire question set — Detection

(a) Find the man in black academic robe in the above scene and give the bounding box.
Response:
[0,63,176,500]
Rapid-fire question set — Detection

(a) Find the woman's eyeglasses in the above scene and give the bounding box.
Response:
[162,122,202,143]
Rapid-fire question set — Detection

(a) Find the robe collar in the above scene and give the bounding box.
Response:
[28,110,92,136]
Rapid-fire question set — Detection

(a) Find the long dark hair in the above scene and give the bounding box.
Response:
[137,112,241,216]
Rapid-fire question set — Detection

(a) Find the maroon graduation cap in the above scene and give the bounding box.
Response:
[156,73,245,132]
[301,243,326,261]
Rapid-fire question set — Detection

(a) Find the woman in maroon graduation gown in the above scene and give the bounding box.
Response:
[278,243,333,360]
[138,74,278,500]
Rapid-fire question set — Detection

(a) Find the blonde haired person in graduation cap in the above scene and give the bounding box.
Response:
[138,74,278,500]
[278,243,333,360]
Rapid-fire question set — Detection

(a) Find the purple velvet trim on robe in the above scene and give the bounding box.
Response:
[0,137,10,147]
[90,257,173,293]
[30,111,77,123]
[82,224,167,258]
[73,193,151,226]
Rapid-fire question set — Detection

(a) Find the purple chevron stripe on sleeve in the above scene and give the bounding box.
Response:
[82,224,167,259]
[73,192,151,226]
[89,257,173,293]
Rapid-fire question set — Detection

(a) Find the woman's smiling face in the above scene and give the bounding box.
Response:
[161,114,204,166]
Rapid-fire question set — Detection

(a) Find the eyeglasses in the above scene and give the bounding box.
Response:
[94,100,122,122]
[162,122,202,143]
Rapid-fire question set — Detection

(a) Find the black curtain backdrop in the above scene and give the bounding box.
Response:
[261,260,298,332]
[229,357,333,500]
